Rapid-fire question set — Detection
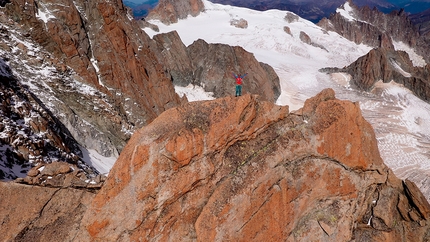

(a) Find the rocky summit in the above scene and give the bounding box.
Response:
[2,89,430,241]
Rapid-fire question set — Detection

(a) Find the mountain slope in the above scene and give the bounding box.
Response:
[144,0,430,200]
[0,0,187,176]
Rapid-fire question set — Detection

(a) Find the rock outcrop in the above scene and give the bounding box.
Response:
[146,0,205,25]
[1,0,184,159]
[318,1,430,103]
[322,48,430,102]
[153,31,281,102]
[317,0,430,63]
[230,18,248,29]
[0,181,95,241]
[2,89,430,240]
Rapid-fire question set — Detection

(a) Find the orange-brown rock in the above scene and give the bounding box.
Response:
[0,182,95,241]
[71,89,430,241]
[2,89,430,241]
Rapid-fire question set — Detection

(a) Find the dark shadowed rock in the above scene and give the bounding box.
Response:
[284,26,292,36]
[300,31,312,44]
[187,39,281,102]
[285,12,299,23]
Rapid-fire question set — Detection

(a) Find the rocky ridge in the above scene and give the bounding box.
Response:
[318,0,430,103]
[1,0,184,160]
[2,89,430,241]
[153,31,281,102]
[317,0,430,63]
[146,0,205,25]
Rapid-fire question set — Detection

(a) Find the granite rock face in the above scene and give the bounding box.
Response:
[2,89,430,241]
[72,89,429,241]
[154,32,281,102]
[146,0,205,25]
[1,0,184,158]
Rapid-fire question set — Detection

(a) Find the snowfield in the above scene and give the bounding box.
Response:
[144,0,430,199]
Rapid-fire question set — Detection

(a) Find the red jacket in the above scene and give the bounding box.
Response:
[235,77,242,85]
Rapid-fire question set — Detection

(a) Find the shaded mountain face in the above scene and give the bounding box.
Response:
[410,8,430,35]
[0,59,98,180]
[0,0,184,160]
[203,0,399,22]
[2,89,430,241]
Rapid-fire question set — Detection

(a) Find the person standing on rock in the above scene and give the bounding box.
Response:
[232,72,247,97]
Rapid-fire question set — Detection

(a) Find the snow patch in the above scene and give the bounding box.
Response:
[175,84,215,102]
[336,2,356,22]
[80,147,117,175]
[393,41,427,67]
[36,2,55,24]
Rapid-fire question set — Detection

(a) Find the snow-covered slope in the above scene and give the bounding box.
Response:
[144,0,430,198]
[145,1,373,109]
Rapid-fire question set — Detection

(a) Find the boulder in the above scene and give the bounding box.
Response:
[230,18,248,29]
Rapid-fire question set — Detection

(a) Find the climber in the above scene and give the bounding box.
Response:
[232,72,247,97]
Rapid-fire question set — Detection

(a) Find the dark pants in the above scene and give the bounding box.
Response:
[235,85,242,96]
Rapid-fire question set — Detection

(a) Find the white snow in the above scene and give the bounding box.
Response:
[80,147,117,175]
[336,1,356,22]
[393,41,427,67]
[175,84,215,102]
[143,0,430,199]
[36,2,55,24]
[144,0,372,108]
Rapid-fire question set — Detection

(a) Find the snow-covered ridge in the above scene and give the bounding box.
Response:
[336,1,357,22]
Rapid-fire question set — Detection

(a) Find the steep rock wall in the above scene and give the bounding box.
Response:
[2,0,183,156]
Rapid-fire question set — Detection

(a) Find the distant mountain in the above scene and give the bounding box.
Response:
[200,0,399,22]
[124,0,159,19]
[410,7,430,35]
[127,0,430,24]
